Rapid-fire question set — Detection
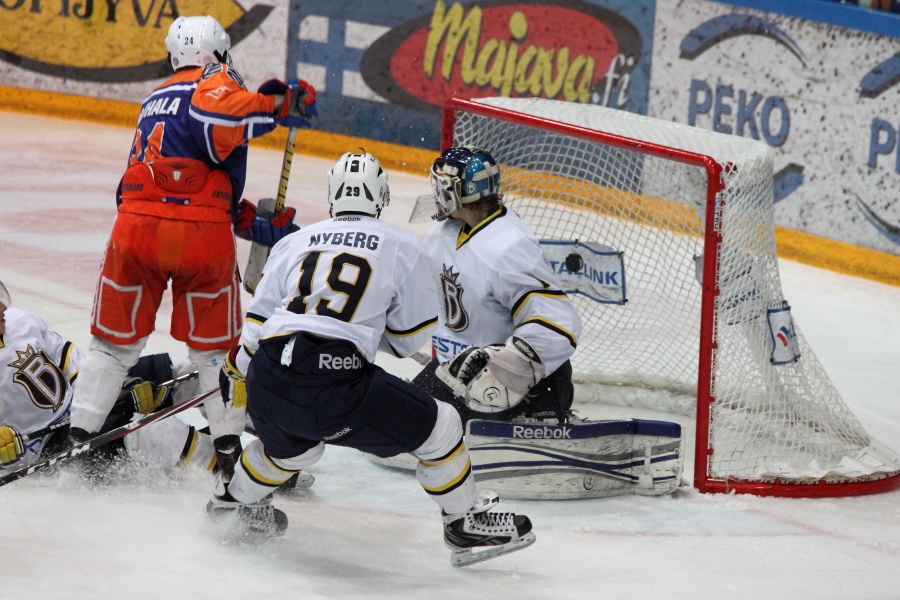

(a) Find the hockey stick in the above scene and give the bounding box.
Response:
[0,386,219,487]
[409,352,432,366]
[20,370,200,444]
[243,126,298,294]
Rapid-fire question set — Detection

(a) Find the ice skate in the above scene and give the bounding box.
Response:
[442,492,535,567]
[274,471,316,494]
[206,476,288,538]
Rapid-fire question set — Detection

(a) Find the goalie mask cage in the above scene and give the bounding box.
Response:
[443,97,900,497]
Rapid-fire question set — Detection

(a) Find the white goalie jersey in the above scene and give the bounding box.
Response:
[0,307,83,468]
[238,215,439,365]
[426,206,582,375]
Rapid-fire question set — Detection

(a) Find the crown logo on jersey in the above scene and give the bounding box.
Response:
[440,264,469,332]
[9,345,37,369]
[9,345,68,411]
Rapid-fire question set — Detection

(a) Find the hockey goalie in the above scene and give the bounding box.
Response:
[371,146,684,499]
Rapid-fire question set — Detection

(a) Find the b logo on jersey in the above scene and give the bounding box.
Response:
[440,264,469,332]
[9,345,67,412]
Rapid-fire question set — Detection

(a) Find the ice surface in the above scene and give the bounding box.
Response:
[1,112,898,599]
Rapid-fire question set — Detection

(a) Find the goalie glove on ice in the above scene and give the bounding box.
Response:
[440,337,543,413]
[233,199,299,247]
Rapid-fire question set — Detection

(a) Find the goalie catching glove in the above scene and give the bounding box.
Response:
[0,426,25,466]
[437,337,543,413]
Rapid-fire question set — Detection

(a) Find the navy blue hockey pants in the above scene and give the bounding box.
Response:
[246,334,439,460]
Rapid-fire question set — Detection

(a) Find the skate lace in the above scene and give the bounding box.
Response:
[475,511,515,528]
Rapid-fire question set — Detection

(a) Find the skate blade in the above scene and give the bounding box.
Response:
[206,503,285,543]
[449,532,536,567]
[274,471,316,495]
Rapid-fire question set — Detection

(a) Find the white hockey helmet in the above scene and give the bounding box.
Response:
[328,152,390,218]
[165,15,231,71]
[0,280,10,307]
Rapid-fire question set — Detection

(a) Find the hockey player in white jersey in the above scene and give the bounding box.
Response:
[410,146,582,424]
[206,152,535,565]
[399,147,684,501]
[0,280,217,477]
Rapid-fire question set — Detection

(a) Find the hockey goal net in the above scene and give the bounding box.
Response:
[443,97,900,497]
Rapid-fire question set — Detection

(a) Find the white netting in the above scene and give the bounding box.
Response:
[450,97,899,491]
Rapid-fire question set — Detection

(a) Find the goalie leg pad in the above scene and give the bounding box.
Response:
[465,419,684,499]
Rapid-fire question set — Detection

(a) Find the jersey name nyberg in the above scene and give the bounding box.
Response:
[307,231,380,251]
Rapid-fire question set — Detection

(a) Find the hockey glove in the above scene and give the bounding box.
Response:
[219,345,247,410]
[258,78,318,129]
[0,426,25,466]
[120,377,171,414]
[437,337,543,413]
[233,198,299,247]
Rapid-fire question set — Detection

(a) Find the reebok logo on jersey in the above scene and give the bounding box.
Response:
[319,353,363,370]
[512,425,572,439]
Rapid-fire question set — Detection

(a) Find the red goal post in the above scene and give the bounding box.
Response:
[441,96,900,497]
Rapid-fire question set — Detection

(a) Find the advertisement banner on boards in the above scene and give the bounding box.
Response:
[0,0,288,102]
[650,0,900,256]
[288,0,656,149]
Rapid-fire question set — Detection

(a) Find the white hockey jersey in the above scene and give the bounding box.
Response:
[426,206,582,376]
[237,215,439,368]
[0,307,82,468]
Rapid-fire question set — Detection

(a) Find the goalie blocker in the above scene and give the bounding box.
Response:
[370,418,683,499]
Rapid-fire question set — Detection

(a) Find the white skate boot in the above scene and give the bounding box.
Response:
[442,492,536,566]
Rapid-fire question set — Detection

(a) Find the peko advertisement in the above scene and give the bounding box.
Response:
[287,0,656,149]
[650,0,900,256]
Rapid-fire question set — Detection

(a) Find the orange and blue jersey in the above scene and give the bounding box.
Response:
[123,62,279,214]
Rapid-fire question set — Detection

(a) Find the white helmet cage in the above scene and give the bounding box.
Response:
[165,16,231,71]
[328,152,390,218]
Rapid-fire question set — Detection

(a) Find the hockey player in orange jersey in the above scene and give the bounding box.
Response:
[69,16,318,473]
